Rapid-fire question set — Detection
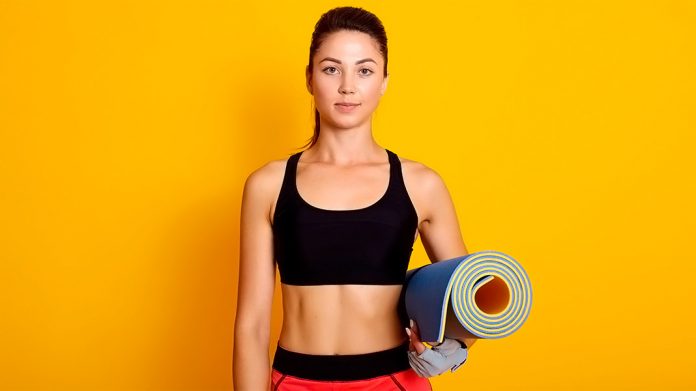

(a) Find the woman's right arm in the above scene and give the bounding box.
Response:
[233,164,278,390]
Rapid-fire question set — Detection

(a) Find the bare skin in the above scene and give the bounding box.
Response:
[233,30,474,390]
[273,151,468,355]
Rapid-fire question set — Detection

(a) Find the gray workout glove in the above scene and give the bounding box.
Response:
[407,338,468,378]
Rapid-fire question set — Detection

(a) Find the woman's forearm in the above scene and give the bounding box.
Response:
[233,330,271,390]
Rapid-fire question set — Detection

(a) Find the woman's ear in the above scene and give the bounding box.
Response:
[380,72,389,96]
[305,66,313,95]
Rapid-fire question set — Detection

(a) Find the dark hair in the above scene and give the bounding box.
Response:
[300,6,389,150]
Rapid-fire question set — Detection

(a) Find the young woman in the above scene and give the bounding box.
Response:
[233,6,475,390]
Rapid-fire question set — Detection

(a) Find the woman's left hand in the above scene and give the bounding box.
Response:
[405,319,468,377]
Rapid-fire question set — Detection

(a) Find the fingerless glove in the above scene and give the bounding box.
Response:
[407,338,468,378]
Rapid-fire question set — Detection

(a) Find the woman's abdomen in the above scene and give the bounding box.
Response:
[278,283,406,354]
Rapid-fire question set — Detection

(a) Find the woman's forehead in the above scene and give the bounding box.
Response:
[315,30,383,62]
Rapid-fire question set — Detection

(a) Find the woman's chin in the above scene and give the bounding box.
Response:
[331,120,367,130]
[327,117,371,130]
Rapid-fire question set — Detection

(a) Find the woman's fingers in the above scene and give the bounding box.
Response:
[406,319,427,355]
[406,328,415,351]
[411,319,419,333]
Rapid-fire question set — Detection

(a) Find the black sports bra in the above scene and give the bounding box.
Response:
[272,148,419,286]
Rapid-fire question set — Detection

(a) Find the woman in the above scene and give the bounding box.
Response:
[233,6,475,390]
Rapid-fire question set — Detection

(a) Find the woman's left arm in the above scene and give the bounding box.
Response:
[410,164,475,349]
[414,166,468,262]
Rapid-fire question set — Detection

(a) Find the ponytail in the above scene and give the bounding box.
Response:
[300,107,320,150]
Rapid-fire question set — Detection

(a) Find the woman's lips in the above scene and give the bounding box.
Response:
[335,103,360,113]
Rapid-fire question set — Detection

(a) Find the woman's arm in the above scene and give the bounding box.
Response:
[233,164,278,390]
[412,164,475,349]
[415,166,468,262]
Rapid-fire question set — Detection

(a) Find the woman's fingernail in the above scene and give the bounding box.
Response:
[410,319,414,328]
[405,328,412,337]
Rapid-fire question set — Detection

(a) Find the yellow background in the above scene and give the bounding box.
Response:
[1,1,694,390]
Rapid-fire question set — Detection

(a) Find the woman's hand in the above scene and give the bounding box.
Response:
[405,319,468,377]
[405,318,427,354]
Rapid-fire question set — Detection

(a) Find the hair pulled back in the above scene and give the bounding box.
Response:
[301,6,388,150]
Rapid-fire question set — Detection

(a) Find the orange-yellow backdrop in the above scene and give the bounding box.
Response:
[1,1,694,390]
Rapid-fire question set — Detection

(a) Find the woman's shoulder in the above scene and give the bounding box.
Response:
[395,153,454,222]
[242,154,294,197]
[396,153,446,188]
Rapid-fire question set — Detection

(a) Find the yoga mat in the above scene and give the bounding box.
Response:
[403,250,532,344]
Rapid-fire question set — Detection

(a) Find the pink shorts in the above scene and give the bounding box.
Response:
[270,339,431,390]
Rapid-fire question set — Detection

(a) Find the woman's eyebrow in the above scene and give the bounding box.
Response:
[319,57,377,65]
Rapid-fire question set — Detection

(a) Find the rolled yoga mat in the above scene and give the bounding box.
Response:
[403,250,532,344]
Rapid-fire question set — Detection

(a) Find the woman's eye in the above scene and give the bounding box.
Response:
[360,68,374,76]
[323,67,338,74]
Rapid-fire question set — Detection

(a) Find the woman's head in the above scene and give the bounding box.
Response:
[302,6,389,149]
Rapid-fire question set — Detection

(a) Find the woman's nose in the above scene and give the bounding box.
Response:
[339,75,355,94]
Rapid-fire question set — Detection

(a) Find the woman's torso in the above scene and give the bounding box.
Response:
[270,148,424,354]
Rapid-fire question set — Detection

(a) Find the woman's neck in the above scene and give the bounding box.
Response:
[308,123,383,164]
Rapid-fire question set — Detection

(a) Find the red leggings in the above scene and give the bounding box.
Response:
[270,339,431,390]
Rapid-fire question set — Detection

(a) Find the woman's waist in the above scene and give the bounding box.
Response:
[278,283,407,353]
[272,337,411,381]
[279,310,406,355]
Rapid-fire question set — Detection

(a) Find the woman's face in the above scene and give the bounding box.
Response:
[306,30,388,130]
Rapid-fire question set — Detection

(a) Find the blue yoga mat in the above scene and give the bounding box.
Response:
[404,250,533,343]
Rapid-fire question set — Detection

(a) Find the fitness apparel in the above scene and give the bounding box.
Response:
[271,339,431,390]
[272,148,418,286]
[270,148,428,388]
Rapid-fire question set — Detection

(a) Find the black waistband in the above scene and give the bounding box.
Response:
[272,339,411,381]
